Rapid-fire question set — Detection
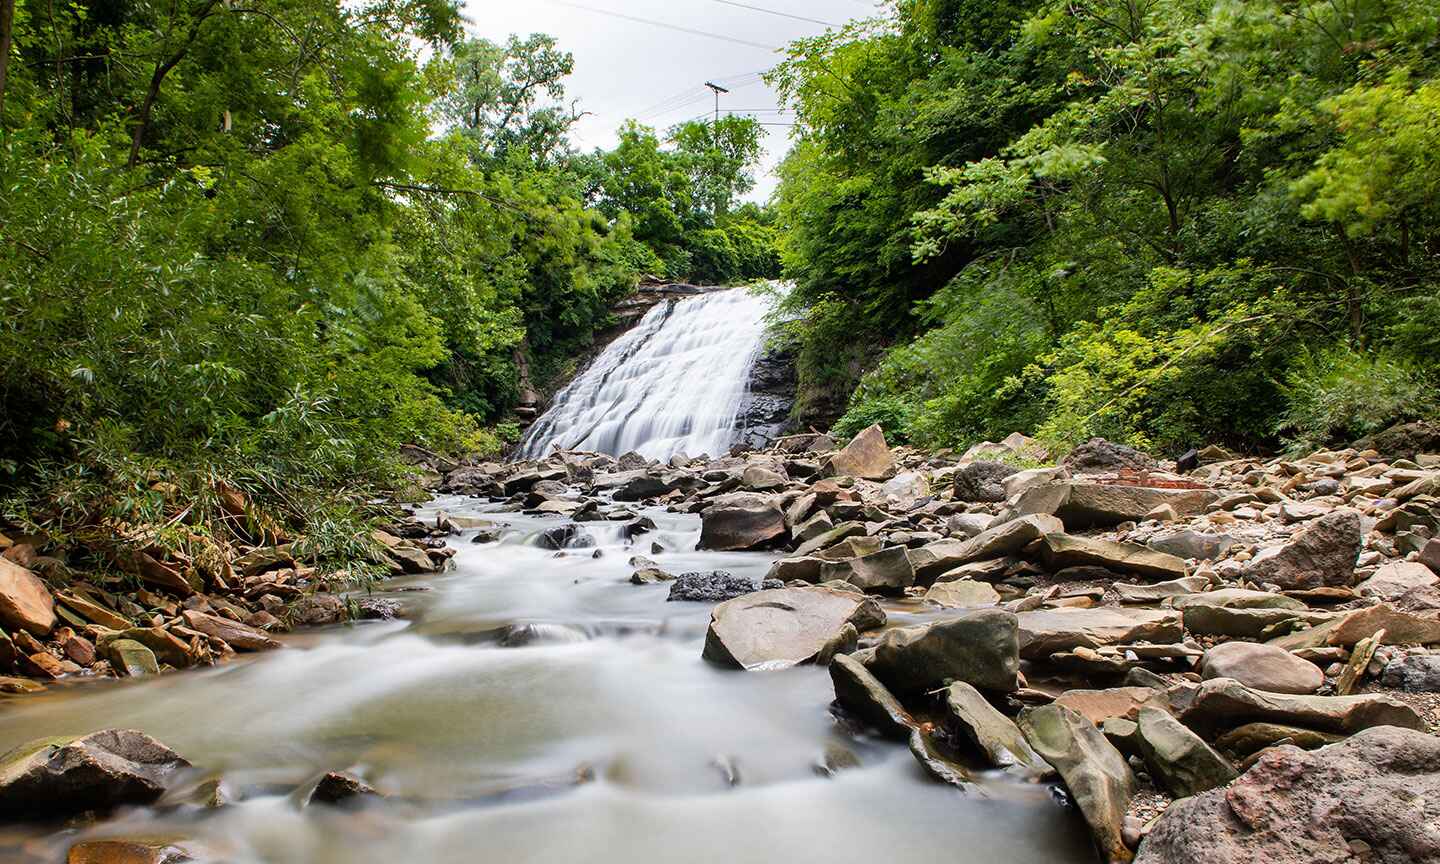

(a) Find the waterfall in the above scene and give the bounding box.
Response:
[518,287,773,461]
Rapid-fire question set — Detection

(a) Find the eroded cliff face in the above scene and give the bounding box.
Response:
[734,338,798,451]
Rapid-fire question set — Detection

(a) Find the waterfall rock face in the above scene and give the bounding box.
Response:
[519,288,781,461]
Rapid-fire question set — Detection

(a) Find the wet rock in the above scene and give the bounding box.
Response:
[99,627,194,669]
[953,461,1018,503]
[0,729,191,820]
[1016,608,1182,660]
[943,682,1045,771]
[819,546,914,594]
[498,623,588,646]
[104,639,160,677]
[1134,707,1236,798]
[924,580,1001,608]
[829,653,913,738]
[868,608,1020,695]
[1199,642,1323,694]
[307,770,381,806]
[1242,509,1361,589]
[1380,653,1440,692]
[0,558,57,637]
[1174,677,1424,738]
[1135,726,1440,864]
[180,610,281,652]
[813,743,861,777]
[1064,438,1158,473]
[1039,534,1188,581]
[826,424,895,480]
[908,727,974,787]
[354,598,401,620]
[1019,704,1134,864]
[630,566,674,585]
[67,840,194,864]
[1356,561,1437,600]
[667,571,768,603]
[697,494,787,551]
[0,675,45,694]
[702,587,885,670]
[289,594,345,626]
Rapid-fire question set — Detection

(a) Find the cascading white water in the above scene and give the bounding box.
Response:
[519,288,773,461]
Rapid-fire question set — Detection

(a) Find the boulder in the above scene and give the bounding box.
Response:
[942,682,1046,772]
[0,729,190,819]
[1174,677,1424,738]
[697,494,787,551]
[1054,687,1170,725]
[953,461,1018,503]
[1063,438,1158,473]
[1356,561,1437,601]
[1147,531,1235,561]
[66,840,194,864]
[1039,534,1188,580]
[0,558,56,637]
[1009,482,1216,530]
[924,580,1001,608]
[820,547,914,594]
[180,610,281,652]
[1114,576,1209,603]
[1211,722,1343,758]
[1181,604,1330,639]
[1172,589,1305,611]
[764,556,825,583]
[793,521,867,557]
[667,571,770,603]
[307,770,381,806]
[829,654,913,739]
[868,609,1020,694]
[909,515,1063,581]
[702,587,885,670]
[99,627,194,669]
[882,472,931,509]
[1016,608,1182,660]
[1199,642,1323,695]
[1380,653,1440,692]
[1019,704,1134,864]
[104,639,160,677]
[1134,707,1236,798]
[1242,509,1361,589]
[1272,602,1440,649]
[826,424,895,480]
[1135,726,1440,864]
[741,464,787,491]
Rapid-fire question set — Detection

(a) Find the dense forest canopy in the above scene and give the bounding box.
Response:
[769,0,1440,456]
[0,0,778,541]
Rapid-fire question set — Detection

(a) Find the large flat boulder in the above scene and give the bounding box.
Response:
[908,515,1063,581]
[1010,482,1216,529]
[1135,726,1440,864]
[0,559,56,638]
[1039,534,1188,580]
[180,610,281,652]
[1174,677,1424,738]
[698,493,787,551]
[1242,509,1361,589]
[1181,604,1331,639]
[868,609,1020,694]
[1199,641,1323,694]
[1016,607,1182,660]
[826,424,895,480]
[1356,561,1438,601]
[1268,602,1440,650]
[0,730,190,820]
[702,587,884,670]
[1020,704,1134,864]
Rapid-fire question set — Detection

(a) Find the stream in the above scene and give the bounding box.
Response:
[0,496,1095,863]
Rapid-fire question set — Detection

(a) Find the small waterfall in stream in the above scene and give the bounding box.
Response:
[518,287,773,461]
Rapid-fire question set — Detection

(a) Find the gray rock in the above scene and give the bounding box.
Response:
[1019,704,1134,864]
[909,515,1063,582]
[924,580,1001,608]
[1181,604,1331,639]
[698,493,787,551]
[793,521,868,557]
[0,729,191,819]
[908,727,974,787]
[1135,726,1440,864]
[829,653,913,739]
[1174,677,1425,738]
[1114,576,1210,603]
[820,546,914,594]
[1380,653,1440,692]
[1199,641,1324,694]
[867,609,1020,694]
[1016,607,1183,660]
[943,682,1046,772]
[1242,509,1361,589]
[1063,438,1158,473]
[953,461,1019,503]
[1147,531,1235,561]
[1356,561,1438,600]
[1134,707,1237,798]
[1172,588,1306,611]
[1039,533,1189,580]
[667,571,770,603]
[702,587,884,670]
[1008,482,1217,529]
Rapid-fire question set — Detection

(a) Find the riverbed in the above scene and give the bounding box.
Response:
[0,496,1096,863]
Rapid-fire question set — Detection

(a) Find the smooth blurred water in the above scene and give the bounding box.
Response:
[518,288,773,461]
[0,497,1097,864]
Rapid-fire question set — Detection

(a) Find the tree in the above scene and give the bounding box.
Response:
[668,116,763,222]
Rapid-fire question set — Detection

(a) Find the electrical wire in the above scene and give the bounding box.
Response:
[539,0,781,51]
[703,0,839,27]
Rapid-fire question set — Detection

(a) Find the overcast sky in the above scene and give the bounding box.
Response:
[464,0,881,201]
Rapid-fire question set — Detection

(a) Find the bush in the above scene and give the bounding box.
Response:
[832,396,916,443]
[1277,347,1437,453]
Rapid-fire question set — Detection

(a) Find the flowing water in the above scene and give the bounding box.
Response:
[0,501,1096,863]
[518,288,774,461]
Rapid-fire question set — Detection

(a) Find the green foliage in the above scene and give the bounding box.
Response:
[1278,347,1437,454]
[773,0,1440,451]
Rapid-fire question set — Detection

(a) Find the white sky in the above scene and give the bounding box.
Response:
[463,0,880,201]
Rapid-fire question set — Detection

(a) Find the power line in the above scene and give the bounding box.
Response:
[703,0,840,27]
[540,0,781,51]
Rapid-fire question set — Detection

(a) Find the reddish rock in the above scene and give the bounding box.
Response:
[0,558,57,637]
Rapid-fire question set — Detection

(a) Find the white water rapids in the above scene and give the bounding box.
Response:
[518,288,772,461]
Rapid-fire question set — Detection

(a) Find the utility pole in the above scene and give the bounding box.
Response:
[704,81,729,126]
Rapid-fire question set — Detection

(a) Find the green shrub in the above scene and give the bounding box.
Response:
[1277,347,1437,453]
